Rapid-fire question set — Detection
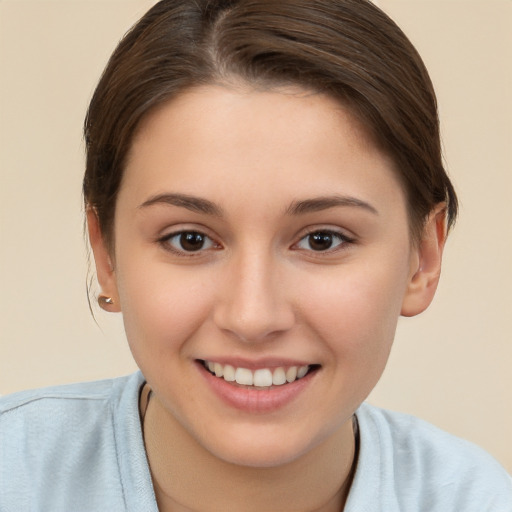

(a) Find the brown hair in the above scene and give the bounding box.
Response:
[83,0,457,246]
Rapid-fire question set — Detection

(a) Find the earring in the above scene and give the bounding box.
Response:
[98,295,114,310]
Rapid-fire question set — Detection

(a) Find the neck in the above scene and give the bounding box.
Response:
[142,392,357,512]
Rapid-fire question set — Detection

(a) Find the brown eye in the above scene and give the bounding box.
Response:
[163,231,216,253]
[180,232,206,251]
[308,232,334,251]
[296,230,351,252]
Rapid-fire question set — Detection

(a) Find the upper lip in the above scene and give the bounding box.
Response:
[196,357,317,370]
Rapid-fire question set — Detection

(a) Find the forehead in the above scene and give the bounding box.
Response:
[120,84,405,215]
[127,84,375,164]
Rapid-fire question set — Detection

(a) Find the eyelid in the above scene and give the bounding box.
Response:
[155,224,355,257]
[157,227,222,256]
[292,227,356,253]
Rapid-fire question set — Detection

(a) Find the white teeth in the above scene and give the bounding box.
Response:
[285,366,298,383]
[214,362,224,377]
[223,364,235,382]
[297,365,309,379]
[272,367,287,386]
[235,367,254,385]
[253,369,273,387]
[205,361,314,387]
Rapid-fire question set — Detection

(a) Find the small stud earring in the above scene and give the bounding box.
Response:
[98,295,114,310]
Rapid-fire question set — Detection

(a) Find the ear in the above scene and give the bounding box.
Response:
[401,204,448,317]
[87,208,121,312]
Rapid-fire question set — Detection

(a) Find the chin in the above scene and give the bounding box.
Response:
[213,444,304,469]
[197,425,326,469]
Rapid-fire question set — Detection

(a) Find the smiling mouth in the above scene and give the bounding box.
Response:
[199,360,320,389]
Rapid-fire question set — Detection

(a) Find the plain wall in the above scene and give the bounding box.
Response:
[0,0,511,472]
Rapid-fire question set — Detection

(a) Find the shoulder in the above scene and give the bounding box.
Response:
[0,372,140,424]
[357,403,509,476]
[0,372,152,511]
[348,403,512,512]
[1,376,118,412]
[0,371,144,450]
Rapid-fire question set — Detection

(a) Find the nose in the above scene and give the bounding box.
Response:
[213,249,295,343]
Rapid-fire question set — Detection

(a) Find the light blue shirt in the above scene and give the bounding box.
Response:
[1,372,511,511]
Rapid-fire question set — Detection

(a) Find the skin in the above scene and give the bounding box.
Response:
[89,85,446,511]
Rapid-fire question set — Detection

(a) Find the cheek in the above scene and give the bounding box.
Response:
[298,255,410,365]
[114,257,214,365]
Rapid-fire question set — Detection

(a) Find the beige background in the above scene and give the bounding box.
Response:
[0,0,511,472]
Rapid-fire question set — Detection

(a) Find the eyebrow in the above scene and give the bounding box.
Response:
[286,195,379,216]
[138,192,377,217]
[139,193,223,216]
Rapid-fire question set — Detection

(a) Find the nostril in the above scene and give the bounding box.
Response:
[213,303,295,343]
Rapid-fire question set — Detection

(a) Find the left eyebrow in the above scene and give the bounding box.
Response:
[286,195,379,216]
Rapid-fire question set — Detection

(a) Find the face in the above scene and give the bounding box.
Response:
[91,85,443,468]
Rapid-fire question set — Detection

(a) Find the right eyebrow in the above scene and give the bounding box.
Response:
[138,193,223,217]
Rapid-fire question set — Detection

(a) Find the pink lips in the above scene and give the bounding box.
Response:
[197,361,317,413]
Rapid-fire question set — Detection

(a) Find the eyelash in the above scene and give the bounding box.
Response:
[158,228,355,257]
[294,229,355,253]
[158,230,220,256]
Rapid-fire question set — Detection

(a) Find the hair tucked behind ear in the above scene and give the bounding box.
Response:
[84,0,457,248]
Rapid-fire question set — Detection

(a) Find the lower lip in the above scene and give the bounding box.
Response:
[197,362,317,413]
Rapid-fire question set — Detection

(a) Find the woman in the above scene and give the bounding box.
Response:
[1,1,511,510]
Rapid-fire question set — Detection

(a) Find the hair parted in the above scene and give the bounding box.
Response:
[83,0,457,246]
